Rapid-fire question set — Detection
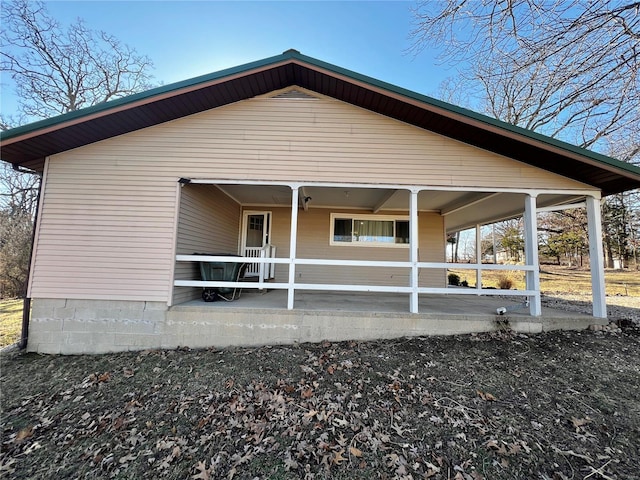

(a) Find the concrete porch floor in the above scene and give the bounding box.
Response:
[163,289,603,348]
[167,290,599,348]
[175,289,591,319]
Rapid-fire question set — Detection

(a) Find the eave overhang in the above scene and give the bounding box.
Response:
[1,49,639,195]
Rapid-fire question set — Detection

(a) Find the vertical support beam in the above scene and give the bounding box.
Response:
[167,182,183,307]
[258,247,265,291]
[523,194,541,316]
[410,190,419,313]
[475,224,482,293]
[270,245,277,279]
[287,186,300,310]
[586,195,607,318]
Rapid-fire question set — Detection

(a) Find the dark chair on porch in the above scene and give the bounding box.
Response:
[196,254,248,302]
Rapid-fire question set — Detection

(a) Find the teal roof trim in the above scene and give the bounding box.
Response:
[0,51,293,141]
[2,48,638,178]
[287,52,639,176]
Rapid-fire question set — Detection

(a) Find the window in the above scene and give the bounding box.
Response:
[330,214,410,247]
[249,215,263,231]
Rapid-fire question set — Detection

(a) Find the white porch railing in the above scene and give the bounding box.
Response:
[174,254,539,311]
[243,245,277,278]
[243,247,262,277]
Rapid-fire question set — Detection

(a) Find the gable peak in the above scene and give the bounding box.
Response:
[269,88,319,100]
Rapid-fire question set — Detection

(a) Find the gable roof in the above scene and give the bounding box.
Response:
[1,49,639,195]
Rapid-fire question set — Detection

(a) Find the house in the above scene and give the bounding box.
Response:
[2,50,639,354]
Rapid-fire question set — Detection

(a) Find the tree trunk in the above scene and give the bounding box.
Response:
[604,238,615,269]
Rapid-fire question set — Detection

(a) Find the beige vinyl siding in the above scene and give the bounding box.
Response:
[173,185,241,304]
[51,94,595,192]
[264,208,445,288]
[86,94,591,190]
[30,166,177,301]
[418,212,446,288]
[30,92,590,301]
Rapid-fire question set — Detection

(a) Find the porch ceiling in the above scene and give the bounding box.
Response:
[217,184,585,232]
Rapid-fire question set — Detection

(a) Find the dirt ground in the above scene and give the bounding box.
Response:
[2,324,639,480]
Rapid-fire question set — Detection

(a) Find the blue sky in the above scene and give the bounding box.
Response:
[1,1,456,119]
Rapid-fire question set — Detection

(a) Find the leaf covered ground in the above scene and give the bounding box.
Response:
[1,327,639,480]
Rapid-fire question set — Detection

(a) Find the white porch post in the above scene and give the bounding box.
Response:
[586,195,607,318]
[475,224,482,293]
[258,248,266,290]
[523,194,542,316]
[410,189,419,313]
[288,186,300,310]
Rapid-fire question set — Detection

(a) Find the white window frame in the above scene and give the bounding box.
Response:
[329,213,410,248]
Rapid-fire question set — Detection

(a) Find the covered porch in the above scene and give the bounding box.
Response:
[171,179,607,321]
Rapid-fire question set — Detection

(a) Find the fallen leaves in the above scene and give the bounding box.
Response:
[14,426,33,442]
[331,449,346,465]
[348,445,363,457]
[1,332,638,479]
[477,390,497,401]
[0,457,16,474]
[571,415,592,430]
[486,439,531,456]
[300,386,314,399]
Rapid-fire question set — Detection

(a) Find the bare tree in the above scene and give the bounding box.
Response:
[1,0,154,121]
[0,0,155,299]
[410,0,639,159]
[496,219,525,262]
[0,162,39,215]
[0,209,33,297]
[411,1,640,268]
[538,209,589,266]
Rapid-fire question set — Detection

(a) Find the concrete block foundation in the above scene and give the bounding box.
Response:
[26,293,597,354]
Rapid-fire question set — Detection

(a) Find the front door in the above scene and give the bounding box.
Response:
[241,211,271,277]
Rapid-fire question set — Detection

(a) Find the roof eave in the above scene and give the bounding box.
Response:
[0,51,297,145]
[1,50,639,194]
